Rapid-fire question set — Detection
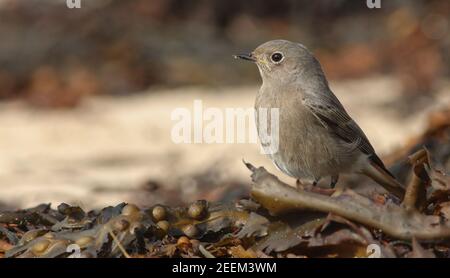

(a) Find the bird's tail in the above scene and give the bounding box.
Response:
[361,159,405,199]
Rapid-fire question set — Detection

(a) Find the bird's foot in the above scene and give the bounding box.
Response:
[298,179,319,191]
[309,187,335,196]
[330,175,339,189]
[329,175,342,197]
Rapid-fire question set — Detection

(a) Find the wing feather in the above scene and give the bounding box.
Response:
[301,94,374,155]
[301,91,394,178]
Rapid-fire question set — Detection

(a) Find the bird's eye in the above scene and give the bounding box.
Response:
[271,52,284,63]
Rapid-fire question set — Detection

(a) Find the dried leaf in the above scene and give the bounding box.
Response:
[236,212,269,238]
[229,245,257,258]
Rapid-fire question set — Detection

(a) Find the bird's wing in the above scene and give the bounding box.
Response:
[301,92,374,155]
[301,91,394,177]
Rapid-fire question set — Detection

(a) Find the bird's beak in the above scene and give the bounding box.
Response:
[233,53,256,62]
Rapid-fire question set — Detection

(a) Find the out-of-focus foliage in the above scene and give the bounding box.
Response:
[0,0,448,107]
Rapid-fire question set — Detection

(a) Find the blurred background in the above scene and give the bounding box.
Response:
[0,0,449,210]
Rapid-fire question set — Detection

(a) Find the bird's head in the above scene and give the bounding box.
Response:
[235,40,321,84]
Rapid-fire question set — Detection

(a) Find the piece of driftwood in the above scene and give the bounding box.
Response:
[244,148,450,241]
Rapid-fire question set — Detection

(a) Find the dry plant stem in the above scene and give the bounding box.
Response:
[199,244,215,258]
[403,173,425,211]
[108,228,131,258]
[402,149,429,211]
[244,161,450,241]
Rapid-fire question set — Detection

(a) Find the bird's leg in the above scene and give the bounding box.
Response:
[308,177,336,196]
[330,175,339,188]
[296,179,304,190]
[312,178,320,187]
[330,175,345,197]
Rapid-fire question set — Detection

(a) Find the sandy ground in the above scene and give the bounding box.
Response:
[0,76,449,209]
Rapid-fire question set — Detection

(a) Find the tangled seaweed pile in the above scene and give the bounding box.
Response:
[0,108,449,258]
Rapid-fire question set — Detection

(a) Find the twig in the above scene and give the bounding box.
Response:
[108,228,131,258]
[198,244,215,258]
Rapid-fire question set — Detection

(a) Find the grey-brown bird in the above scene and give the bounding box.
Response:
[235,40,405,198]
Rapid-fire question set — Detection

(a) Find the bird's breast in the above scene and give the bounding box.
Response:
[255,87,353,179]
